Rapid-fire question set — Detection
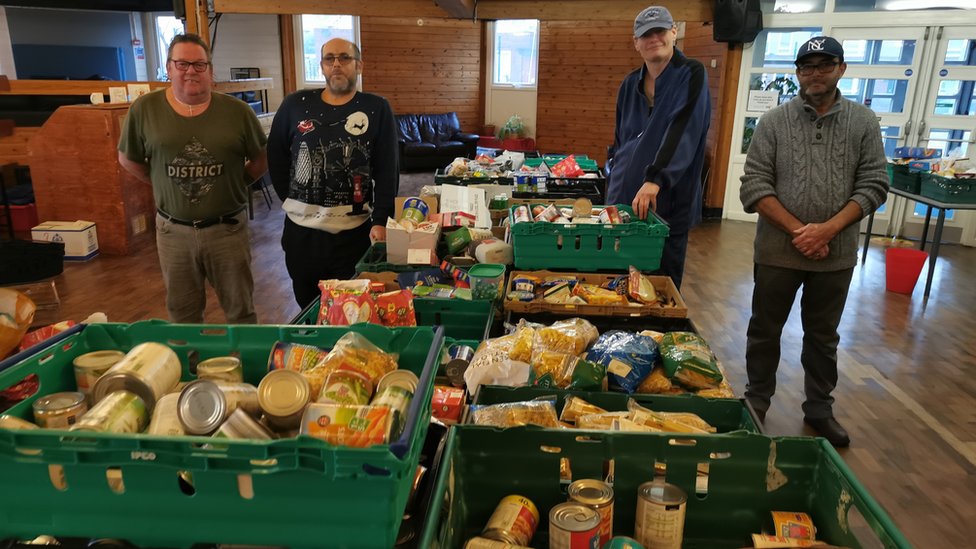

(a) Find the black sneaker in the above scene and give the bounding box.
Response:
[804,416,850,447]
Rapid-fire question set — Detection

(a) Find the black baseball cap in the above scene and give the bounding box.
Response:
[795,36,844,64]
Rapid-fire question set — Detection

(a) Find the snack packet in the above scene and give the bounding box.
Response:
[659,332,723,390]
[627,399,712,434]
[468,400,561,428]
[325,292,380,326]
[559,396,607,425]
[374,290,417,327]
[577,411,630,430]
[574,283,629,306]
[317,279,373,324]
[628,266,658,304]
[318,332,399,387]
[550,154,585,178]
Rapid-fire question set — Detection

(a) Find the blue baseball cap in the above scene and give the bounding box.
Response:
[795,36,845,64]
[634,6,674,37]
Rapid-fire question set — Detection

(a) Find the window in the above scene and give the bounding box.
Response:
[493,20,540,87]
[296,15,357,86]
[154,15,185,80]
[944,39,975,65]
[752,29,821,68]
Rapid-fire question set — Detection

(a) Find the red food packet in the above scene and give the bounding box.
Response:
[19,321,77,352]
[374,290,417,327]
[317,279,372,324]
[325,292,381,326]
[550,155,584,178]
[431,385,465,425]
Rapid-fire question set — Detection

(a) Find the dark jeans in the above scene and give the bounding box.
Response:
[281,218,371,308]
[654,231,689,290]
[744,263,854,420]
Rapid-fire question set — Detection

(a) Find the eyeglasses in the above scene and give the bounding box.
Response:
[170,59,210,72]
[796,62,839,76]
[322,54,359,66]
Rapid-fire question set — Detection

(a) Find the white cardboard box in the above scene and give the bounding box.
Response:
[31,221,99,260]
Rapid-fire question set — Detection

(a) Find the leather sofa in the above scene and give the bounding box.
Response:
[395,112,479,171]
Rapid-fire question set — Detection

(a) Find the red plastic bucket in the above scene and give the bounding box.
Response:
[885,248,928,294]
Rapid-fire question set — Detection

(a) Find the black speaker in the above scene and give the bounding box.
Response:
[713,0,763,43]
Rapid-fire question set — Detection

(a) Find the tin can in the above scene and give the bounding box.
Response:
[32,391,88,429]
[376,369,419,396]
[573,197,593,219]
[445,344,474,388]
[568,479,615,545]
[372,384,414,440]
[317,370,373,406]
[212,408,274,440]
[71,390,148,433]
[534,175,547,193]
[512,205,531,224]
[0,414,39,430]
[534,203,560,222]
[549,501,601,549]
[599,206,622,225]
[268,341,329,373]
[619,210,632,224]
[634,480,687,549]
[73,350,125,401]
[147,393,184,436]
[93,342,181,413]
[197,356,244,383]
[178,379,260,435]
[463,537,532,549]
[400,197,430,225]
[515,174,530,193]
[482,495,539,546]
[257,368,311,431]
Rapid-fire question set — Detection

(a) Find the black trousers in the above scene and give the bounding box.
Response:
[744,263,854,420]
[281,218,371,308]
[654,231,689,290]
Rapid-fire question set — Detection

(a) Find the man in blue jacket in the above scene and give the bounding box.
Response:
[607,5,711,289]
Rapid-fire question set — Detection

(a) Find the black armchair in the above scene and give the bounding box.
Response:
[395,112,479,171]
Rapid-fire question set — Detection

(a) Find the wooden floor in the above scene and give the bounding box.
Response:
[25,198,976,547]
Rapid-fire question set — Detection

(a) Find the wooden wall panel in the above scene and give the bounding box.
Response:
[360,17,483,133]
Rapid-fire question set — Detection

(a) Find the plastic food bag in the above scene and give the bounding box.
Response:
[535,318,599,355]
[317,279,373,324]
[577,411,629,430]
[636,366,673,394]
[628,266,658,304]
[586,331,659,394]
[659,332,723,390]
[533,356,605,391]
[559,396,607,425]
[318,332,399,387]
[627,399,713,434]
[550,155,585,178]
[374,290,416,327]
[325,292,380,326]
[468,400,561,428]
[465,335,532,394]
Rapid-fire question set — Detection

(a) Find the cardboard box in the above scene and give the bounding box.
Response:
[393,195,439,222]
[31,220,98,260]
[893,147,941,160]
[908,159,941,173]
[386,219,442,265]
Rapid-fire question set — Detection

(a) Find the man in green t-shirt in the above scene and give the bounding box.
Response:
[118,33,268,323]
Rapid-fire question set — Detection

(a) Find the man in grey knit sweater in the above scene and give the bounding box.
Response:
[739,36,889,447]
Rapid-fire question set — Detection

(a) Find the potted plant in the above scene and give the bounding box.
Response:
[498,114,525,140]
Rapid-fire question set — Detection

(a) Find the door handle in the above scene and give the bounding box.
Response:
[917,120,927,138]
[904,119,912,137]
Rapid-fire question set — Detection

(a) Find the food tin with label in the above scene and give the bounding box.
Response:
[568,478,615,545]
[634,480,687,549]
[177,379,260,435]
[372,384,414,440]
[534,203,560,222]
[71,390,148,433]
[376,368,419,395]
[515,174,530,193]
[257,368,311,430]
[463,537,533,549]
[534,175,547,193]
[512,205,531,224]
[32,391,88,429]
[196,356,244,383]
[482,495,539,546]
[549,501,601,549]
[573,197,593,219]
[400,197,430,225]
[146,393,184,436]
[317,370,373,406]
[92,342,181,413]
[599,206,623,225]
[212,408,274,440]
[0,414,39,430]
[444,344,475,388]
[73,350,125,401]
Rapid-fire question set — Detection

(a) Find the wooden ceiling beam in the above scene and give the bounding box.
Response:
[214,0,449,18]
[433,0,476,19]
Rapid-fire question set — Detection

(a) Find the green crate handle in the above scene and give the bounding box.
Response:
[0,322,444,475]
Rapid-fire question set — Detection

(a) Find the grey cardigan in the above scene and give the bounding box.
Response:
[740,94,889,271]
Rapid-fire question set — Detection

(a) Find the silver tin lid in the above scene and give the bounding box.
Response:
[178,379,227,435]
[568,478,614,506]
[32,391,86,414]
[376,369,419,395]
[638,480,687,506]
[73,350,126,370]
[93,372,158,414]
[196,356,243,380]
[549,502,601,532]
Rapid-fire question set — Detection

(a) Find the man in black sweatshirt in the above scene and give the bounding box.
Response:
[268,38,398,307]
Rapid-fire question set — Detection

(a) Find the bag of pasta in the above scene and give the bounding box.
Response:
[508,324,537,363]
[532,355,605,391]
[559,396,607,425]
[577,411,630,430]
[626,398,714,433]
[534,318,599,355]
[468,400,562,428]
[659,331,723,390]
[317,332,399,388]
[464,335,532,394]
[636,366,672,394]
[585,331,658,394]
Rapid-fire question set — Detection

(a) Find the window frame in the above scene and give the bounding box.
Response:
[292,14,360,90]
[490,19,541,90]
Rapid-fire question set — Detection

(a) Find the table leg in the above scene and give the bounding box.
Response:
[920,205,933,251]
[924,208,945,298]
[862,212,875,264]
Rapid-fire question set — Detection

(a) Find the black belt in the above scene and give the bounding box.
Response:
[157,207,244,229]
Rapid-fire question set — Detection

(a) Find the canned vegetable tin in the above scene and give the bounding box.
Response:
[146,393,184,436]
[178,379,260,435]
[482,495,539,546]
[463,537,532,549]
[32,391,88,429]
[549,502,601,549]
[196,356,244,383]
[73,350,125,401]
[257,368,312,431]
[0,414,39,430]
[71,390,148,433]
[92,342,181,413]
[513,205,531,224]
[634,480,687,549]
[212,408,274,440]
[317,370,373,406]
[568,478,615,544]
[400,197,430,225]
[376,369,419,395]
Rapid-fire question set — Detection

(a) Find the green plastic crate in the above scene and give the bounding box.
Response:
[420,428,911,549]
[472,385,760,433]
[919,172,976,204]
[356,241,451,274]
[0,321,443,549]
[291,296,495,341]
[510,205,670,271]
[889,163,921,194]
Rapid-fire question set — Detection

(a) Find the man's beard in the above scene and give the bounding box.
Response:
[327,74,358,94]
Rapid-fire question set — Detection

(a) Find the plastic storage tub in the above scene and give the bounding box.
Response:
[919,172,976,204]
[0,321,443,549]
[467,263,506,302]
[888,163,921,194]
[420,428,911,548]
